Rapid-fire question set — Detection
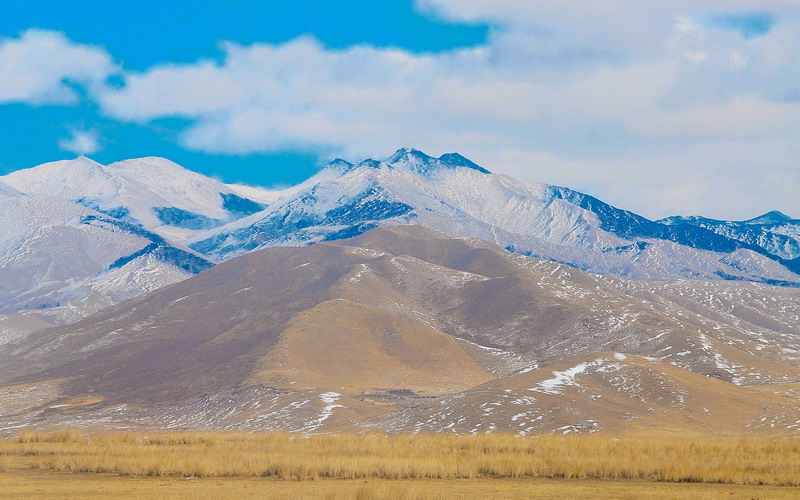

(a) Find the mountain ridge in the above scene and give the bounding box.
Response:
[1,148,799,332]
[184,148,800,286]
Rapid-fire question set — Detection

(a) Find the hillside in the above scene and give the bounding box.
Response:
[1,226,797,436]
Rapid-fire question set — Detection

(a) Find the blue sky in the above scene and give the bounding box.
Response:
[1,1,799,219]
[0,0,486,185]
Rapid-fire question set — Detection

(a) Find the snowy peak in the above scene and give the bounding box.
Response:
[326,158,355,172]
[438,152,491,173]
[744,210,793,225]
[384,147,491,175]
[107,155,188,172]
[657,210,800,262]
[658,215,711,226]
[2,156,118,202]
[356,159,383,169]
[660,210,795,227]
[313,148,490,180]
[385,147,431,164]
[0,156,271,243]
[104,156,238,221]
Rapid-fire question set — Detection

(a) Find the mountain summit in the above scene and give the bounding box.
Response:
[745,210,793,225]
[1,156,272,242]
[384,147,491,174]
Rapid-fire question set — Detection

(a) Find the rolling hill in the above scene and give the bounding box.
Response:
[1,226,797,436]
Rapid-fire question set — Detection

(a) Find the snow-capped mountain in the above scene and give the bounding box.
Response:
[1,156,274,244]
[190,148,800,286]
[2,147,798,329]
[0,155,283,326]
[0,180,213,325]
[659,211,800,262]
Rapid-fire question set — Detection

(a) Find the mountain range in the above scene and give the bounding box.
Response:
[1,148,798,329]
[0,149,798,436]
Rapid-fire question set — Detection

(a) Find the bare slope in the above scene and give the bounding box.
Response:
[0,226,798,435]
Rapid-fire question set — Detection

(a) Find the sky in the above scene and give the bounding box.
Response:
[0,0,798,220]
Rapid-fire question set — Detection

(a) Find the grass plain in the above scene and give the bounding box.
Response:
[1,430,798,499]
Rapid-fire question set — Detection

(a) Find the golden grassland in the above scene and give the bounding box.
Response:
[2,430,800,483]
[1,431,799,499]
[4,471,800,500]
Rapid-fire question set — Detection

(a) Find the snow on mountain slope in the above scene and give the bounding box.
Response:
[659,211,800,262]
[191,150,628,262]
[191,148,800,285]
[0,189,212,321]
[0,156,273,244]
[0,181,22,198]
[3,147,798,322]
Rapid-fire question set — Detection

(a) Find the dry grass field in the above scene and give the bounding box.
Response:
[4,470,800,500]
[1,431,799,498]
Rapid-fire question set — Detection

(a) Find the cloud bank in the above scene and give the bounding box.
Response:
[1,3,800,219]
[0,29,116,105]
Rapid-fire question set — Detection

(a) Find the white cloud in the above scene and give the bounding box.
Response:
[58,128,101,156]
[418,1,800,56]
[0,29,117,105]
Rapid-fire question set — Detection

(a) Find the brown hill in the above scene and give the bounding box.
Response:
[0,226,798,436]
